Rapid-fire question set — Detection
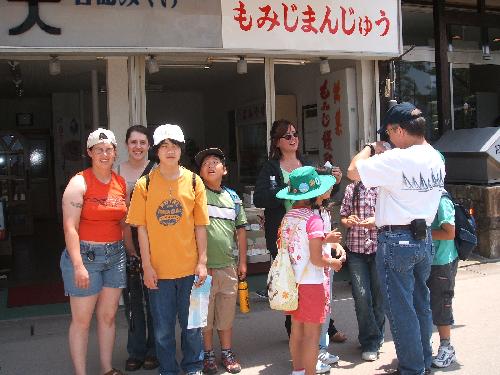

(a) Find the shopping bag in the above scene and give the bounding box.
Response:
[187,275,212,329]
[267,247,298,311]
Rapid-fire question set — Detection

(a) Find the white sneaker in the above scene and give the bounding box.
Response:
[315,360,331,374]
[432,344,456,368]
[318,349,339,365]
[361,351,378,361]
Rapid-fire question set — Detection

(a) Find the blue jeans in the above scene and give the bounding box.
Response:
[148,275,203,375]
[123,267,156,360]
[347,251,385,352]
[376,229,434,375]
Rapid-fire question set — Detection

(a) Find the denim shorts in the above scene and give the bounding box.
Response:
[60,241,127,297]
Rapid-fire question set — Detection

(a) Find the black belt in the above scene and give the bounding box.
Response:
[378,225,411,233]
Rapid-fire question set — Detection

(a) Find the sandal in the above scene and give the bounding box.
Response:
[125,358,143,371]
[142,356,159,370]
[103,369,125,375]
[331,331,348,343]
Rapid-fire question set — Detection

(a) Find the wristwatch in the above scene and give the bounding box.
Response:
[364,143,375,157]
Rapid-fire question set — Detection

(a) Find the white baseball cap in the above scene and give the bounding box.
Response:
[153,124,185,146]
[87,128,117,149]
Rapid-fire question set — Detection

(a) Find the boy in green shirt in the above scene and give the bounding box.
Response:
[195,148,248,374]
[428,192,459,368]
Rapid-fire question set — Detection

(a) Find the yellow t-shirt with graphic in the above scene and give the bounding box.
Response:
[126,167,209,279]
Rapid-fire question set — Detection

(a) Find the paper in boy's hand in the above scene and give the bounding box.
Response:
[187,275,212,329]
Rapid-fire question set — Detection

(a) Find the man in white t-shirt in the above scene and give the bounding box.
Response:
[347,102,445,375]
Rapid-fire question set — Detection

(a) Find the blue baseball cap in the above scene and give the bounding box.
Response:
[378,102,422,134]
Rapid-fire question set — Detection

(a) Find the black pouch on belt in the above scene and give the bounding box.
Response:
[410,219,427,240]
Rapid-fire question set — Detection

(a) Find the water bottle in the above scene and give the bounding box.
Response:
[269,175,277,191]
[238,279,250,313]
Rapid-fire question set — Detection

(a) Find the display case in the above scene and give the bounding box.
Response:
[0,132,33,236]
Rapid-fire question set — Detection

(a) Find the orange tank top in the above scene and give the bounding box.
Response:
[78,168,127,242]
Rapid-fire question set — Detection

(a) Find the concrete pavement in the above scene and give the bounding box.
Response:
[1,257,499,375]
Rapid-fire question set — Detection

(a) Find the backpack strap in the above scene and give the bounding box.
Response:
[223,186,242,218]
[130,160,156,199]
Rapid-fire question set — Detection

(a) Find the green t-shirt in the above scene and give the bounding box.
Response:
[281,168,294,212]
[431,195,459,266]
[206,187,247,268]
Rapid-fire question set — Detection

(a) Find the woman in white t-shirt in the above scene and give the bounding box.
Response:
[116,125,158,371]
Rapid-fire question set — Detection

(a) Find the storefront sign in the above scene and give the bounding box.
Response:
[222,0,400,55]
[8,0,61,35]
[316,68,357,171]
[1,0,220,48]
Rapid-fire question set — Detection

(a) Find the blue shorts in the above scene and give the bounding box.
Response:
[60,241,127,297]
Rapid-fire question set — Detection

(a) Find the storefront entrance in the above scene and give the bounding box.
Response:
[0,58,108,292]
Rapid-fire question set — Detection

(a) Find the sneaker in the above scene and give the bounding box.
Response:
[315,360,331,374]
[187,372,203,375]
[203,351,217,374]
[255,289,268,299]
[318,349,339,365]
[221,349,241,374]
[361,351,378,361]
[432,344,456,368]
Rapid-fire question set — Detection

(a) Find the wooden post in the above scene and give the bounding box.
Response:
[433,0,452,135]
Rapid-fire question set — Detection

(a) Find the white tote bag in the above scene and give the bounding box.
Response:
[267,245,298,311]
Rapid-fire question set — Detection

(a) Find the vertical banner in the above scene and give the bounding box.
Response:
[316,68,358,174]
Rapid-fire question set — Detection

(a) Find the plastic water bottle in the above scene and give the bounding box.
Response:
[269,175,277,190]
[238,279,250,313]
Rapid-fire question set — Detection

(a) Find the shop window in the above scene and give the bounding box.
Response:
[449,25,481,50]
[395,61,439,140]
[453,64,500,128]
[452,67,476,129]
[402,7,435,47]
[489,27,500,51]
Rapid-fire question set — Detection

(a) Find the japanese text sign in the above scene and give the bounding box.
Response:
[317,68,357,171]
[222,0,400,55]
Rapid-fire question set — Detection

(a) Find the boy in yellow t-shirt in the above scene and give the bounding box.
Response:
[127,124,209,375]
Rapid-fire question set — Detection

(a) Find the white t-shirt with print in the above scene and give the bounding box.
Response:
[356,144,445,227]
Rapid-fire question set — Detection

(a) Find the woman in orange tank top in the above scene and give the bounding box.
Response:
[60,128,128,375]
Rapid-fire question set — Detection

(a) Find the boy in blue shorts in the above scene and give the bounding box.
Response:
[428,192,459,368]
[195,148,248,374]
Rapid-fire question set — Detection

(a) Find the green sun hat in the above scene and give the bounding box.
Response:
[276,166,336,201]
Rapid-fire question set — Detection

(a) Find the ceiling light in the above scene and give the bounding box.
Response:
[274,59,309,65]
[482,44,492,61]
[237,56,247,74]
[147,55,159,74]
[158,63,211,69]
[319,57,330,75]
[49,56,61,76]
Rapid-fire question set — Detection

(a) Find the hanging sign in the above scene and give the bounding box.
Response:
[316,68,357,172]
[222,0,400,55]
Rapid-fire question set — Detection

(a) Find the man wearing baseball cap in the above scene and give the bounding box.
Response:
[347,103,445,375]
[127,124,209,375]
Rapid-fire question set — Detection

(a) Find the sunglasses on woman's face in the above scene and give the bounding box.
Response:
[281,132,299,141]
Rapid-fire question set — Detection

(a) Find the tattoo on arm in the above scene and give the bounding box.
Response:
[70,201,83,208]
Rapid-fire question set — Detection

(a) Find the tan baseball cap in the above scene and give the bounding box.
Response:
[87,128,117,149]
